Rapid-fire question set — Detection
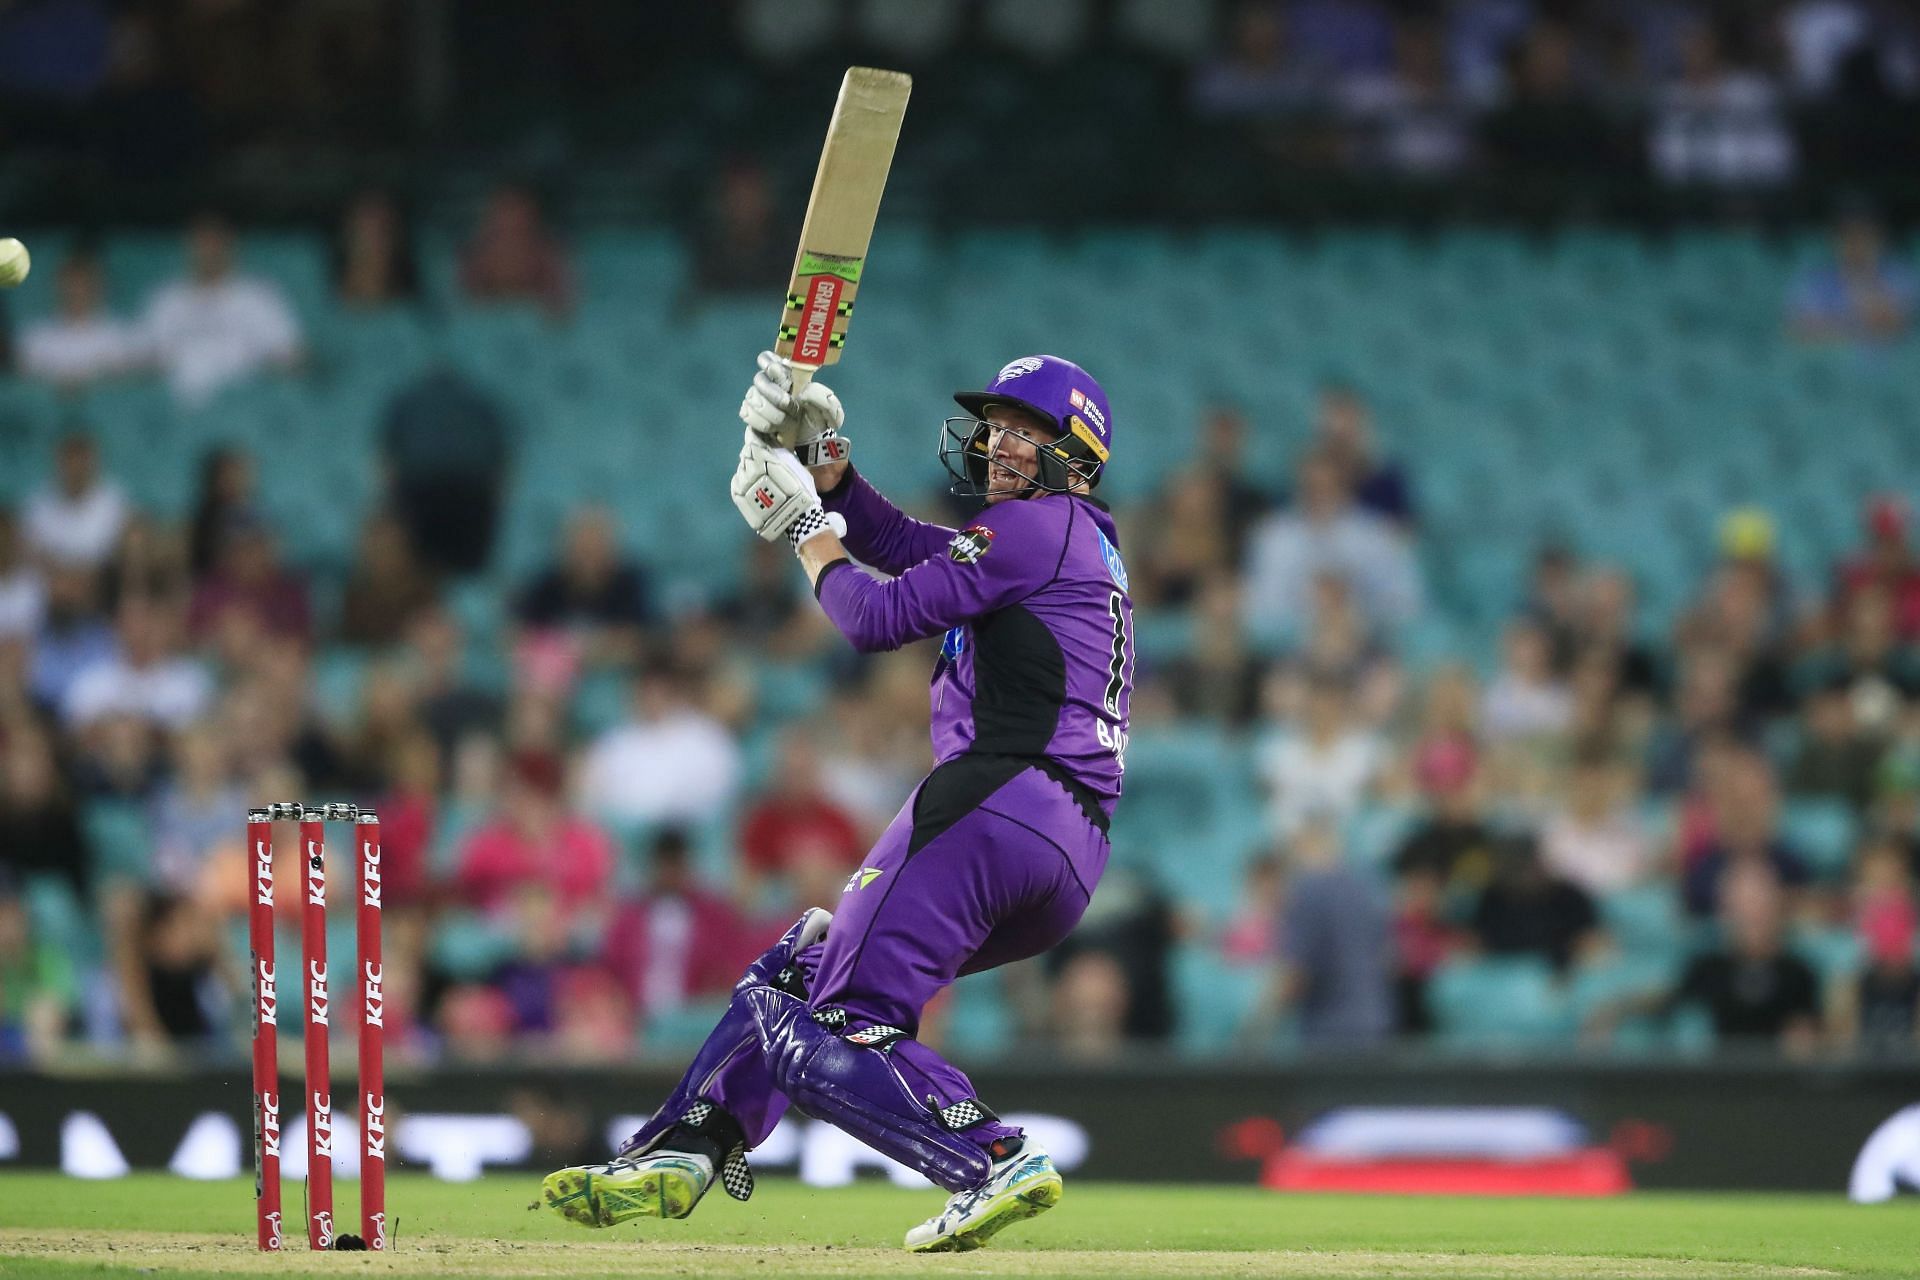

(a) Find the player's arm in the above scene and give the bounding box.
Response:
[802,502,1044,653]
[741,351,951,574]
[730,432,1045,651]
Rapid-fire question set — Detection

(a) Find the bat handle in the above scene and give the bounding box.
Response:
[788,364,818,395]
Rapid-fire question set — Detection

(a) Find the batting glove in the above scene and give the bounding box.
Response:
[740,350,851,468]
[730,431,848,548]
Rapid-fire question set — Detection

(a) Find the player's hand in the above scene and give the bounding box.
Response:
[741,351,850,468]
[730,433,847,549]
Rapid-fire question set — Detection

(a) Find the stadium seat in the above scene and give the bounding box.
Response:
[1779,798,1858,881]
[1428,956,1577,1049]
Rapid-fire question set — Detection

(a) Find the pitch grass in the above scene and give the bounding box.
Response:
[1,1174,1915,1279]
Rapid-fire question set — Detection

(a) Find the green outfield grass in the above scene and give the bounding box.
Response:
[0,1173,1914,1279]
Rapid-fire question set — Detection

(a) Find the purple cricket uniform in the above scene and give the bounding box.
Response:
[619,355,1130,1197]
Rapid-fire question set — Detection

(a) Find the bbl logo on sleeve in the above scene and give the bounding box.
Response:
[948,524,995,564]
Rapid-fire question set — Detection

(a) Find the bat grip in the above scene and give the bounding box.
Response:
[788,364,818,395]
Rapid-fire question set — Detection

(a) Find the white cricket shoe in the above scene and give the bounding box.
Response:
[542,1150,714,1226]
[903,1137,1062,1253]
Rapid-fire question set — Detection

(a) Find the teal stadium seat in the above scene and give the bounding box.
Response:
[1428,956,1578,1050]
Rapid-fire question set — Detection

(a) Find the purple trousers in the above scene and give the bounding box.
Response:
[701,756,1109,1156]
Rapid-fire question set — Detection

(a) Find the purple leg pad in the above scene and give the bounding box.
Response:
[745,985,993,1193]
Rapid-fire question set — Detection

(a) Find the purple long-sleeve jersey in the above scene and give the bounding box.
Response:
[816,468,1133,813]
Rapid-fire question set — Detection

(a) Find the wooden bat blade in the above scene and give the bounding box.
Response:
[776,67,911,385]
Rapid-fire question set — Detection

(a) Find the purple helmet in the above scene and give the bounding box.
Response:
[941,354,1113,496]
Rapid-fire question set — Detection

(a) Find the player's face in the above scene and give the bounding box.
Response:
[982,406,1058,504]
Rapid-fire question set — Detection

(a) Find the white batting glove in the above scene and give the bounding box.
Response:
[740,350,851,467]
[730,432,848,548]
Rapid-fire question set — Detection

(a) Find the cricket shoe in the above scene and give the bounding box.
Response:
[542,1150,714,1227]
[903,1137,1062,1253]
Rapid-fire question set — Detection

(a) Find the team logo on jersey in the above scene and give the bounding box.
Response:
[1096,528,1129,591]
[940,625,967,662]
[845,868,883,892]
[995,357,1044,383]
[948,524,995,564]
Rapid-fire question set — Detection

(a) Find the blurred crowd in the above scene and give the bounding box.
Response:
[1196,0,1920,186]
[0,192,1916,1068]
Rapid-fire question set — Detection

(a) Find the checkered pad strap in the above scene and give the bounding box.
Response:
[812,1006,848,1030]
[935,1097,998,1132]
[680,1101,754,1202]
[844,1023,909,1049]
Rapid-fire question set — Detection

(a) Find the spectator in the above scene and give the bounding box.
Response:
[512,507,651,673]
[691,160,791,297]
[148,721,245,898]
[1672,863,1821,1053]
[374,731,439,908]
[186,446,254,578]
[0,728,88,894]
[1524,546,1583,674]
[119,892,227,1049]
[1579,567,1661,701]
[1247,819,1393,1047]
[717,538,812,651]
[109,516,191,607]
[1258,674,1382,837]
[1393,735,1497,898]
[577,666,742,829]
[1541,752,1651,895]
[1644,646,1746,795]
[331,189,419,307]
[0,510,45,642]
[0,879,76,1062]
[1829,837,1919,1053]
[455,751,615,920]
[1048,950,1132,1060]
[22,432,129,572]
[1136,471,1234,609]
[63,595,213,734]
[1193,405,1273,556]
[18,248,148,388]
[1648,18,1795,187]
[382,367,509,575]
[459,183,574,315]
[186,511,312,648]
[1683,749,1811,918]
[1243,452,1423,638]
[1336,16,1471,178]
[1193,3,1320,118]
[1834,496,1920,642]
[602,828,753,1017]
[1789,209,1915,346]
[1313,383,1414,526]
[1481,21,1619,181]
[404,606,504,769]
[143,212,304,404]
[1786,677,1883,811]
[1471,835,1603,973]
[1047,865,1176,1045]
[1160,575,1265,726]
[28,566,115,716]
[738,728,865,892]
[1221,850,1284,964]
[338,513,439,647]
[1805,584,1920,738]
[1481,617,1574,744]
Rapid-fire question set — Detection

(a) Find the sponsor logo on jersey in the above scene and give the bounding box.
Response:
[995,356,1045,383]
[844,867,884,893]
[948,524,995,564]
[940,625,967,662]
[1097,528,1129,592]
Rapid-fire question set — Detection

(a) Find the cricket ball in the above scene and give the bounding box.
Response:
[0,239,29,289]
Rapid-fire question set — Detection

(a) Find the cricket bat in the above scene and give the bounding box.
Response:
[776,67,911,394]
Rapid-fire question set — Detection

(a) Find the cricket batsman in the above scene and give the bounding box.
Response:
[542,351,1132,1252]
